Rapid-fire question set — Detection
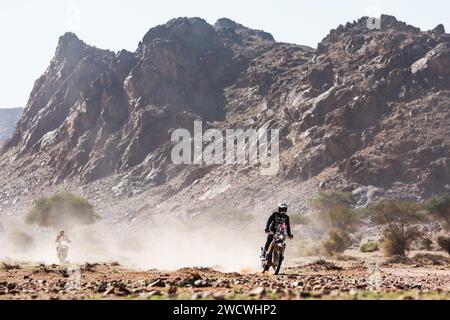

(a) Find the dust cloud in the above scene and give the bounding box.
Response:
[0,209,270,272]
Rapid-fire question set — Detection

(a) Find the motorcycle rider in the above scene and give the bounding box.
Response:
[55,230,71,255]
[56,230,71,243]
[262,203,294,259]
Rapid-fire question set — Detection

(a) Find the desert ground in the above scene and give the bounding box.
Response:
[1,249,449,300]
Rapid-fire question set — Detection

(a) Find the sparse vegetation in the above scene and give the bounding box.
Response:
[304,259,343,271]
[33,263,51,273]
[437,236,450,255]
[424,193,450,230]
[306,192,359,256]
[382,226,422,256]
[26,192,98,228]
[411,253,449,266]
[335,254,358,261]
[321,229,352,256]
[360,241,379,253]
[420,237,433,251]
[2,262,20,270]
[81,262,99,272]
[308,192,358,232]
[368,200,425,256]
[382,253,450,266]
[383,255,412,265]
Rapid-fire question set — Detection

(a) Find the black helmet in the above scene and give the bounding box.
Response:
[278,202,288,213]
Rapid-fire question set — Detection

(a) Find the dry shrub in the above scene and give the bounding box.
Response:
[382,228,406,256]
[335,255,359,261]
[383,255,412,265]
[381,227,421,256]
[33,263,51,273]
[420,238,433,251]
[304,259,343,271]
[321,229,352,256]
[81,262,99,272]
[411,253,449,266]
[383,253,449,266]
[2,262,20,270]
[437,236,450,255]
[425,194,450,230]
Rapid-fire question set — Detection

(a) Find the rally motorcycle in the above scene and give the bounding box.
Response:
[261,223,288,275]
[57,240,69,264]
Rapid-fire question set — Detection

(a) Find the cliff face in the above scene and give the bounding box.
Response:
[2,18,288,183]
[0,108,23,143]
[2,15,450,208]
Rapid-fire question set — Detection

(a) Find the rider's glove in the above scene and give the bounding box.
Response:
[265,229,270,234]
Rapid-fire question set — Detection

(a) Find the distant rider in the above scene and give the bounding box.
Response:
[55,230,71,252]
[262,203,294,259]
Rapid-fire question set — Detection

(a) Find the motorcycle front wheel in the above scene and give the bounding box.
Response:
[274,254,283,275]
[273,248,284,275]
[262,252,271,273]
[58,249,67,264]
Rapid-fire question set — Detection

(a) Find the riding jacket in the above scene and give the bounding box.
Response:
[265,211,293,236]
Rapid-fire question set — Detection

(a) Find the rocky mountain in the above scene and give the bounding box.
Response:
[0,108,23,143]
[1,15,450,214]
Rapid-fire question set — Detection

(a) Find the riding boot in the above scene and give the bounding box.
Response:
[260,247,265,259]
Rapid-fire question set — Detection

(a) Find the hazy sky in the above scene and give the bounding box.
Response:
[0,0,449,108]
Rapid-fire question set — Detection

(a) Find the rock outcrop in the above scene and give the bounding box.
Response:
[2,15,450,209]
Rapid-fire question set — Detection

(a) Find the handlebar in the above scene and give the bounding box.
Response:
[266,231,294,239]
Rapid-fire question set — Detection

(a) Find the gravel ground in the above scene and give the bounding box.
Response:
[1,254,449,300]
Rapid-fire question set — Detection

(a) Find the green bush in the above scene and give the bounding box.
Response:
[321,229,352,256]
[26,193,98,228]
[437,236,450,255]
[360,241,379,253]
[368,200,425,256]
[308,192,358,232]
